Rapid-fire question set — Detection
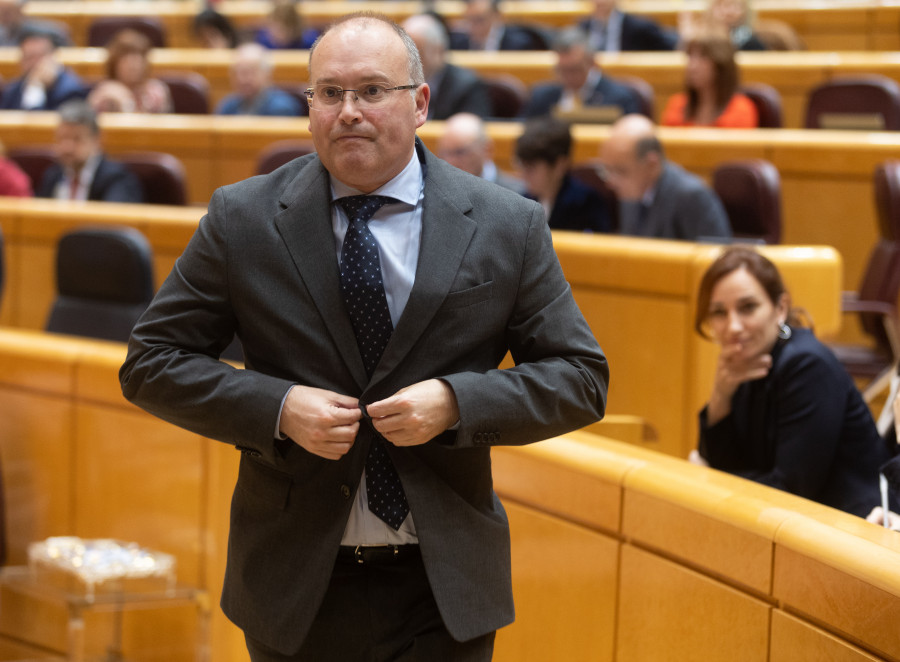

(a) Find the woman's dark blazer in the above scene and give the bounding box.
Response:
[699,326,894,517]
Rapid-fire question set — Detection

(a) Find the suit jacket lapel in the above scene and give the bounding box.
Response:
[273,157,369,388]
[371,150,477,383]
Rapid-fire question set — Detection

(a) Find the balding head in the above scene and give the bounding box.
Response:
[438,112,491,176]
[600,114,664,200]
[231,42,272,99]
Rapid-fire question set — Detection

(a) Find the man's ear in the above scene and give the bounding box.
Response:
[414,83,430,127]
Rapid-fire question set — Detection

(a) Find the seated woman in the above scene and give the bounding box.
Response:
[692,247,895,517]
[661,33,758,128]
[88,29,172,114]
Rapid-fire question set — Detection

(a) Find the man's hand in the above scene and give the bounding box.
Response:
[280,385,362,460]
[366,379,459,447]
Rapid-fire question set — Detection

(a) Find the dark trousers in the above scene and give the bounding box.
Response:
[245,547,495,662]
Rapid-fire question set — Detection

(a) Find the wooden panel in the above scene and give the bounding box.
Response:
[773,516,900,661]
[494,502,619,662]
[616,544,771,662]
[493,432,642,534]
[771,611,885,662]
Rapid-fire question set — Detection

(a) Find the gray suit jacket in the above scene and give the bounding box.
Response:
[119,140,608,653]
[618,161,732,241]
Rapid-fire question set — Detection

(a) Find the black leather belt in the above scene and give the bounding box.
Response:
[337,544,420,565]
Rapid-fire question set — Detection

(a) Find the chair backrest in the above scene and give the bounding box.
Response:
[6,146,56,191]
[570,160,620,231]
[875,160,900,241]
[158,72,211,114]
[616,75,655,120]
[856,240,900,350]
[255,139,316,175]
[46,226,155,342]
[483,74,528,120]
[87,16,167,48]
[741,82,783,128]
[712,159,782,244]
[118,151,188,206]
[804,75,900,131]
[510,23,555,50]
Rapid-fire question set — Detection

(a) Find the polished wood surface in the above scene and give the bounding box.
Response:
[0,198,841,457]
[3,48,900,128]
[2,330,899,660]
[0,112,885,310]
[19,0,900,50]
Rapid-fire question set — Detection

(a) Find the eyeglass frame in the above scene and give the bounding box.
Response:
[304,83,421,108]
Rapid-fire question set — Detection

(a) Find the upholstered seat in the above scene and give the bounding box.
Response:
[741,82,783,128]
[712,159,782,244]
[829,160,900,401]
[87,16,167,48]
[46,227,155,343]
[158,72,211,114]
[6,146,56,191]
[118,151,189,205]
[483,74,528,120]
[255,139,316,175]
[804,75,900,131]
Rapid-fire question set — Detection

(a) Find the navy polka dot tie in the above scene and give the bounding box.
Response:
[338,194,410,530]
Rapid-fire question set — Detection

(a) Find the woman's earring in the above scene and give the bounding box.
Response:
[778,322,792,340]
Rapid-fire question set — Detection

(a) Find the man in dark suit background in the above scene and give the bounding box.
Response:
[0,28,86,110]
[450,0,551,51]
[120,11,608,662]
[402,12,492,120]
[36,100,143,203]
[578,0,677,52]
[600,114,731,240]
[521,27,643,120]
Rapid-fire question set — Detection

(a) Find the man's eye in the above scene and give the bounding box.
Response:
[362,85,386,98]
[321,86,341,98]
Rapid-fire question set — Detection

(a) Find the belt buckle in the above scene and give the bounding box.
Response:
[354,544,399,565]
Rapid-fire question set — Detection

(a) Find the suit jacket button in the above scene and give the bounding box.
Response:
[340,485,351,499]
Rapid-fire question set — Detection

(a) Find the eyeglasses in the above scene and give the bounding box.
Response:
[305,83,419,108]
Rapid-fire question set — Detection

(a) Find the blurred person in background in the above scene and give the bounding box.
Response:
[36,100,143,203]
[0,29,86,110]
[402,12,491,120]
[0,139,33,196]
[600,114,731,240]
[660,32,758,128]
[88,29,172,113]
[577,0,676,52]
[254,0,318,49]
[0,0,69,47]
[193,8,240,49]
[515,115,612,234]
[521,27,642,120]
[216,43,303,116]
[438,112,525,194]
[451,0,549,51]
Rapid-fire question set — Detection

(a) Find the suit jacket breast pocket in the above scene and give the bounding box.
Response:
[442,281,493,310]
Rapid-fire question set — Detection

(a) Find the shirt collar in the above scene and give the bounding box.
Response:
[329,150,422,207]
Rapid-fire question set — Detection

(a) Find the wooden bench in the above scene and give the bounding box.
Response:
[0,196,841,457]
[2,48,899,128]
[0,112,883,311]
[1,327,898,661]
[20,0,900,51]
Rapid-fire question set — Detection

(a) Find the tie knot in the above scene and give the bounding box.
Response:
[338,195,398,224]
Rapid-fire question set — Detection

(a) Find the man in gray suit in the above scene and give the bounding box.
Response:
[601,114,732,241]
[120,12,608,662]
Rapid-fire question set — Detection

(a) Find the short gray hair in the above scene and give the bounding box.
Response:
[58,99,99,135]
